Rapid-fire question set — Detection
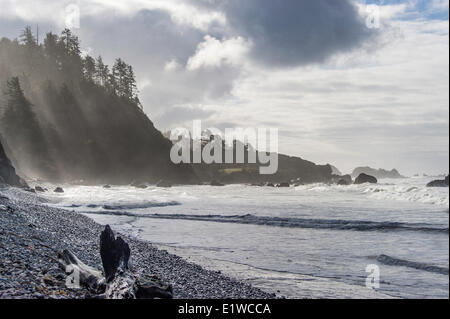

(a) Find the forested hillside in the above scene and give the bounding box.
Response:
[0,27,196,184]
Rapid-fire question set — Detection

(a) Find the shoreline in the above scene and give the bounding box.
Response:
[0,186,275,299]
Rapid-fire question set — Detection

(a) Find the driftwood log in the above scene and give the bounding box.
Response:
[58,225,173,299]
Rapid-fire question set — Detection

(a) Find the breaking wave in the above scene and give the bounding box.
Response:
[299,181,449,207]
[375,255,449,275]
[80,211,448,234]
[65,200,181,210]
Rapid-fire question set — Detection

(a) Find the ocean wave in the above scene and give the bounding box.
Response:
[65,200,181,210]
[80,211,448,234]
[375,255,449,275]
[298,182,449,207]
[362,185,449,207]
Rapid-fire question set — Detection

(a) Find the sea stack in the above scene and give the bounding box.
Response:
[354,173,378,184]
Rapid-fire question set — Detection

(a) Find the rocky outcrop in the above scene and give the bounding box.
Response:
[354,173,377,184]
[337,178,351,186]
[351,167,404,179]
[276,182,290,188]
[427,176,449,188]
[329,165,342,176]
[54,187,64,193]
[156,180,172,188]
[35,186,46,192]
[332,174,353,185]
[0,138,26,187]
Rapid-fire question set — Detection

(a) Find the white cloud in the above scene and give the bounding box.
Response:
[164,59,181,71]
[0,0,226,31]
[430,0,449,11]
[186,36,251,70]
[205,18,449,175]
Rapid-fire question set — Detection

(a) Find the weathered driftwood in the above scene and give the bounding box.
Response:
[58,225,173,299]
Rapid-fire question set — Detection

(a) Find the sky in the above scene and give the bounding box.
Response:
[0,0,448,175]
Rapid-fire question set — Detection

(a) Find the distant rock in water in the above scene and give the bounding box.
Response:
[276,182,290,188]
[337,179,351,186]
[54,187,64,193]
[157,180,172,188]
[0,137,26,187]
[35,186,46,192]
[427,176,449,188]
[332,174,353,186]
[103,185,111,189]
[354,173,377,185]
[210,180,225,187]
[351,167,404,179]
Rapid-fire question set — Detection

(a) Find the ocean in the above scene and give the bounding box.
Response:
[41,177,449,299]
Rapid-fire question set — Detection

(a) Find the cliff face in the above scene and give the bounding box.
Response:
[0,137,25,187]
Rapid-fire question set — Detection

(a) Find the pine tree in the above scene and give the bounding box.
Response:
[112,58,127,97]
[58,29,82,78]
[1,77,53,176]
[83,55,96,82]
[20,26,37,49]
[95,56,109,86]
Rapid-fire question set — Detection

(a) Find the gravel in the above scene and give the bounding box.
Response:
[0,186,274,299]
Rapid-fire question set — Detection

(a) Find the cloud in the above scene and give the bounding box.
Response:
[186,35,251,70]
[153,105,215,129]
[0,0,226,31]
[0,0,448,174]
[220,0,377,67]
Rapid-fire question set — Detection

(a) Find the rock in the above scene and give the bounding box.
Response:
[23,187,36,193]
[250,183,264,187]
[103,185,111,189]
[0,138,27,187]
[427,176,449,188]
[135,184,147,189]
[351,167,404,179]
[264,182,275,187]
[54,187,64,193]
[130,181,140,187]
[329,165,342,176]
[276,182,290,188]
[337,179,351,186]
[35,186,46,192]
[42,275,55,287]
[337,174,353,185]
[354,173,377,184]
[156,180,172,188]
[210,180,225,186]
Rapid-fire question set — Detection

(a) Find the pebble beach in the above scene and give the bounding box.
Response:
[0,186,274,299]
